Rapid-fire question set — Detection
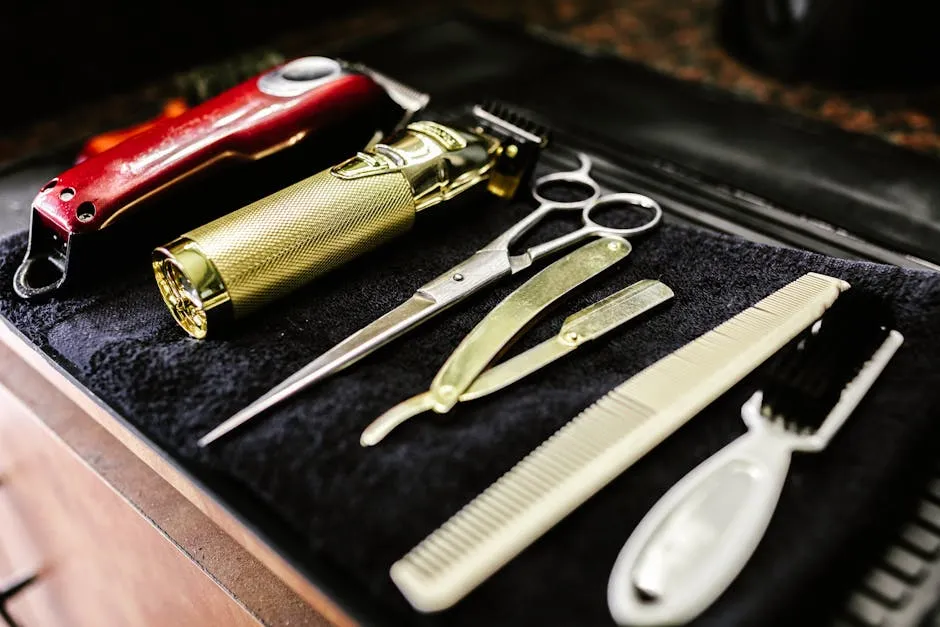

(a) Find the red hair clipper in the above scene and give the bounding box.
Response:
[14,57,427,299]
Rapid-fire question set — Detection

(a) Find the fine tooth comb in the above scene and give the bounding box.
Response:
[607,289,903,626]
[390,272,848,612]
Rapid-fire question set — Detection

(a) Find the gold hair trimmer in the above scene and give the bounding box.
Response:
[152,104,548,338]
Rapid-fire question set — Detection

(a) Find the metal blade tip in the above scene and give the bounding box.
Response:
[197,409,257,447]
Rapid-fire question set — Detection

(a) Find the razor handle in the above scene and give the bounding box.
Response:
[153,121,501,338]
[14,57,397,300]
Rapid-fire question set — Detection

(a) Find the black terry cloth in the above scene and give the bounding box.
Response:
[1,159,940,626]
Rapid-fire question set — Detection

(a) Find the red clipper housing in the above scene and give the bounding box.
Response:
[14,56,425,299]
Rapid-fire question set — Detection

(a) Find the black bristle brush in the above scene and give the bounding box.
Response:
[608,288,905,626]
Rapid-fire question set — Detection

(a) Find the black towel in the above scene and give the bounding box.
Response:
[1,159,939,627]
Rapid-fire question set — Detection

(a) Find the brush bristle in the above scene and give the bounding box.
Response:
[760,288,892,433]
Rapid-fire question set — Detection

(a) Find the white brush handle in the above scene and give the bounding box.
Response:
[608,419,793,626]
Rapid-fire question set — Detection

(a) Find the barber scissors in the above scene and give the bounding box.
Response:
[198,153,663,446]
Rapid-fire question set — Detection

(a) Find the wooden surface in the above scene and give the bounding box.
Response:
[0,325,341,626]
[0,388,263,626]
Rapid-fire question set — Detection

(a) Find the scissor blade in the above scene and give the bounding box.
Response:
[459,279,675,402]
[197,294,441,447]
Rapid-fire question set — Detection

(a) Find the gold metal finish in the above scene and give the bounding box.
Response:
[357,278,672,444]
[152,239,232,339]
[428,237,631,412]
[333,121,500,211]
[462,279,675,400]
[360,236,633,445]
[486,143,527,198]
[154,120,503,338]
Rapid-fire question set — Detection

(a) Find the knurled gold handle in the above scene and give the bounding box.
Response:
[187,167,416,317]
[154,119,501,338]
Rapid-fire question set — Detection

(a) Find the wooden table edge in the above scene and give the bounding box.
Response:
[0,320,358,627]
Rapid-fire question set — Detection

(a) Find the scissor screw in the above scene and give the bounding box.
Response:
[564,331,580,344]
[453,273,464,281]
[608,241,621,251]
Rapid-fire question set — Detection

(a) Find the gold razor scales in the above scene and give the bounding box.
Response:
[361,272,674,446]
[390,272,848,612]
[153,117,532,339]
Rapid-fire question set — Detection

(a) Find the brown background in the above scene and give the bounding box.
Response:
[2,0,939,163]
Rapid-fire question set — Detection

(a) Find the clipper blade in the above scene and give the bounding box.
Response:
[470,101,550,198]
[472,101,550,146]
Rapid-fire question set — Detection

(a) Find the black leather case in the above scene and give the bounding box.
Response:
[343,17,940,268]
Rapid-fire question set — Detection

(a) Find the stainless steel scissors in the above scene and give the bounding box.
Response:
[198,153,663,446]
